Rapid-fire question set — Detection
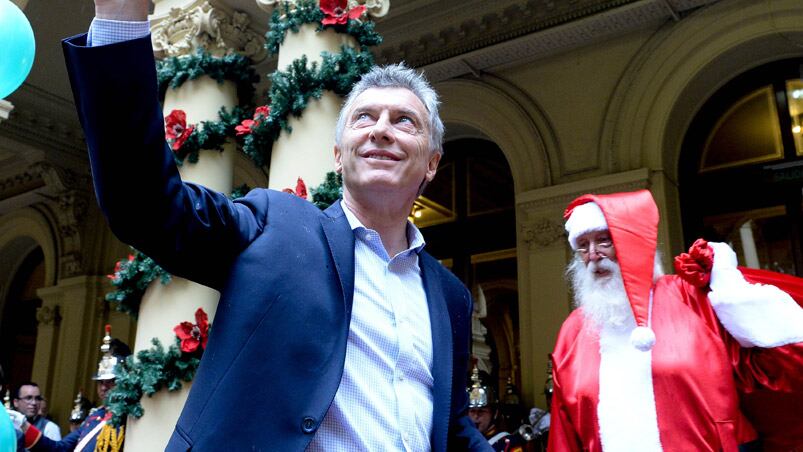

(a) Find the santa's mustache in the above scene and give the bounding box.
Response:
[586,257,617,276]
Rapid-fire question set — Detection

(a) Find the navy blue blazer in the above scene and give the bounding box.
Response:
[62,34,490,451]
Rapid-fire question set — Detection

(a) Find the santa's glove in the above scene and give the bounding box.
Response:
[6,408,27,431]
[708,241,803,347]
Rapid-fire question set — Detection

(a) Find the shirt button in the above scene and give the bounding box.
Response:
[398,374,404,381]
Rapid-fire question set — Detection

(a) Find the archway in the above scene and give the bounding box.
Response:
[601,0,803,253]
[416,137,522,419]
[1,246,46,391]
[680,59,803,275]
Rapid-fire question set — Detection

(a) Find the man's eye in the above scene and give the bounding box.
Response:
[351,113,374,127]
[398,116,414,123]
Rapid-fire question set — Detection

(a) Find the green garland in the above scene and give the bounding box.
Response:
[157,49,259,105]
[103,174,337,426]
[106,185,251,318]
[310,171,342,210]
[266,0,382,56]
[240,46,375,167]
[229,183,252,199]
[105,249,171,319]
[106,337,202,427]
[173,107,248,165]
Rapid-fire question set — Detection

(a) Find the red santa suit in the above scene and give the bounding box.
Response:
[549,190,803,452]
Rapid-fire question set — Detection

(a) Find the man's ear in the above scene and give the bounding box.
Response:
[334,145,343,174]
[425,150,441,182]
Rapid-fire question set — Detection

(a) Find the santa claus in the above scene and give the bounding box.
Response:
[548,190,803,452]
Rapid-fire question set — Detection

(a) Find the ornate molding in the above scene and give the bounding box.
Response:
[516,168,651,214]
[33,162,92,278]
[520,217,566,250]
[0,91,86,158]
[0,170,44,200]
[151,1,267,61]
[374,0,719,82]
[256,0,390,18]
[36,304,61,326]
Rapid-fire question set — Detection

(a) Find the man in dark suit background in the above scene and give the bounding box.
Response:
[59,1,490,450]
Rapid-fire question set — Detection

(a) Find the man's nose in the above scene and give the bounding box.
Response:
[586,245,605,262]
[369,113,394,143]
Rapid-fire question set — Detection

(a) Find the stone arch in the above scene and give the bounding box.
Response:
[0,207,58,292]
[0,207,58,379]
[436,77,557,193]
[602,0,803,181]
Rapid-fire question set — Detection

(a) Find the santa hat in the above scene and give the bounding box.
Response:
[564,189,660,351]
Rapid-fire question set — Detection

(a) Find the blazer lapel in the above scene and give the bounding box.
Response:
[420,251,453,452]
[321,201,356,317]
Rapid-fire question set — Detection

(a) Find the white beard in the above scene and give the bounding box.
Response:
[567,257,633,330]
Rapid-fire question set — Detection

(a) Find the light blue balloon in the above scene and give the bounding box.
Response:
[0,0,36,99]
[0,408,16,452]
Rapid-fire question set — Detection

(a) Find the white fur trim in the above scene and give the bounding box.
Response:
[630,326,656,351]
[565,202,608,249]
[708,241,803,347]
[598,323,662,452]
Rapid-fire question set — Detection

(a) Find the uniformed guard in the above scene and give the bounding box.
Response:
[12,325,129,452]
[68,391,93,433]
[467,366,527,452]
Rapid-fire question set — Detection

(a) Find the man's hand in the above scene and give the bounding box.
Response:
[6,408,28,432]
[95,0,149,21]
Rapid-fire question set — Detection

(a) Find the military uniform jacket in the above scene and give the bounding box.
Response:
[25,407,122,452]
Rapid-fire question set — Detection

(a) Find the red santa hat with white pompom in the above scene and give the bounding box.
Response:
[564,189,660,351]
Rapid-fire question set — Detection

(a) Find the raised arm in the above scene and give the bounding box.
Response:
[63,19,265,289]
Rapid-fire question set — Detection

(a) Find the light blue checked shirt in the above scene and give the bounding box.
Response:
[88,21,436,450]
[307,201,434,451]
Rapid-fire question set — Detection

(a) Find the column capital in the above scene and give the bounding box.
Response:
[151,0,267,61]
[256,0,390,19]
[520,217,566,251]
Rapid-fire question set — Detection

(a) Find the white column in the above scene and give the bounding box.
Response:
[267,24,354,190]
[259,0,389,191]
[738,220,761,269]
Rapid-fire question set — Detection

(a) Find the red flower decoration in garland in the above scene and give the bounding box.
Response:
[173,308,210,353]
[107,254,135,281]
[320,0,365,26]
[282,177,308,199]
[236,105,271,136]
[165,110,195,152]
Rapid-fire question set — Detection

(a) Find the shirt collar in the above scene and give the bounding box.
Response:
[340,200,426,254]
